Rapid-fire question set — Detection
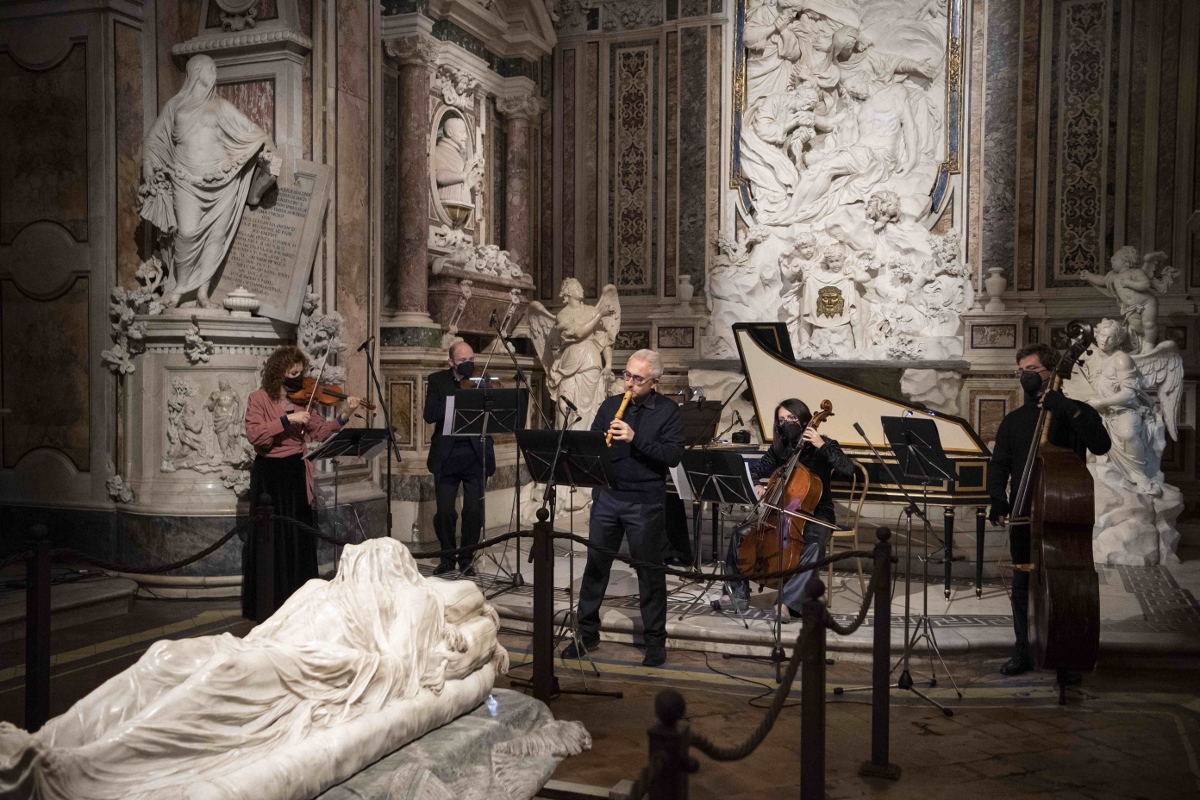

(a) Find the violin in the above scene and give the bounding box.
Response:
[1008,321,1099,690]
[459,364,503,390]
[736,399,833,589]
[287,377,376,411]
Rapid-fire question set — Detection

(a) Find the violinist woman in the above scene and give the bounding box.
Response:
[721,398,854,621]
[242,345,361,617]
[987,344,1109,676]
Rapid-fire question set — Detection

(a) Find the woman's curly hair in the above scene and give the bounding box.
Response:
[261,346,308,399]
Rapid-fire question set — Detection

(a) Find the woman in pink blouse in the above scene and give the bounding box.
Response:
[242,345,361,618]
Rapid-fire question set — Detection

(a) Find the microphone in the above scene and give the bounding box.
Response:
[690,387,706,406]
[853,422,867,437]
[357,336,374,353]
[732,410,744,426]
[559,396,578,412]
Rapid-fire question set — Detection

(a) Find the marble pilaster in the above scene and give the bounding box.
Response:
[497,90,546,271]
[385,34,441,325]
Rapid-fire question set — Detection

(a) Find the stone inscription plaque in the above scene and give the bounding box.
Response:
[214,160,331,323]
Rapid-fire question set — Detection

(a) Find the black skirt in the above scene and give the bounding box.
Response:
[241,454,318,619]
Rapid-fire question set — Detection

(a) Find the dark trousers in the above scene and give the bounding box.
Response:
[241,455,317,619]
[577,490,668,647]
[724,519,831,613]
[1010,524,1031,652]
[434,443,484,569]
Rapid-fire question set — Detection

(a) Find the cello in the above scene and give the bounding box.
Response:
[1007,321,1100,700]
[737,399,834,588]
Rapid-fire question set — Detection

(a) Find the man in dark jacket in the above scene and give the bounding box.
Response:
[423,341,495,576]
[720,398,855,620]
[562,349,685,668]
[987,343,1111,675]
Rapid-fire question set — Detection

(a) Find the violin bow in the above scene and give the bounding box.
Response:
[305,348,332,414]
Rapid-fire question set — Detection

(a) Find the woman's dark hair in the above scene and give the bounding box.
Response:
[262,345,308,398]
[774,398,811,429]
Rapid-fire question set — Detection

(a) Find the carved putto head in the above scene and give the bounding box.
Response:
[1094,318,1128,352]
[1110,245,1139,272]
[560,277,585,302]
[822,243,847,272]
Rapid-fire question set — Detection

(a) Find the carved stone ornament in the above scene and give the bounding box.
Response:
[223,286,261,317]
[297,291,348,386]
[184,317,216,364]
[436,64,482,112]
[102,256,172,375]
[215,0,259,31]
[496,91,548,122]
[385,35,441,69]
[431,111,483,229]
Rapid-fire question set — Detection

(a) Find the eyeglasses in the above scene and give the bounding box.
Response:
[621,370,654,386]
[1013,366,1050,378]
[779,414,800,424]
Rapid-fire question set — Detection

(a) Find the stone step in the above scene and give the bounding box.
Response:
[0,576,137,642]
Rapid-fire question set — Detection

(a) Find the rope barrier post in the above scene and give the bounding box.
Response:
[530,510,556,703]
[860,527,901,780]
[25,524,51,732]
[800,578,827,800]
[647,690,695,800]
[254,494,275,623]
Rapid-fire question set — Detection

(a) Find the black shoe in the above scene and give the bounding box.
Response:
[560,638,600,660]
[459,566,477,578]
[1000,651,1035,676]
[642,644,666,667]
[433,563,454,576]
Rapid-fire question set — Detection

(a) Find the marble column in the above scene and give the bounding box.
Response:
[385,34,441,326]
[497,91,546,271]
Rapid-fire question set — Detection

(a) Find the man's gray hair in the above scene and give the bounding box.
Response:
[629,348,664,379]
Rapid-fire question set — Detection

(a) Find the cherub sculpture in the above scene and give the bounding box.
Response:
[528,279,621,429]
[1079,246,1179,354]
[1082,319,1183,496]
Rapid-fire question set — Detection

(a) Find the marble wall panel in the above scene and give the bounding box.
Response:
[658,326,694,349]
[157,0,203,108]
[493,101,508,248]
[215,78,276,138]
[541,54,554,299]
[1014,0,1040,291]
[664,32,678,297]
[206,0,278,28]
[578,42,600,297]
[615,330,650,350]
[388,379,415,447]
[562,48,576,285]
[982,0,1019,289]
[0,44,88,245]
[382,69,399,309]
[115,22,143,289]
[681,0,709,17]
[1155,0,1180,261]
[1123,0,1151,251]
[610,43,657,295]
[678,27,707,299]
[704,25,721,299]
[968,0,985,280]
[1,276,90,470]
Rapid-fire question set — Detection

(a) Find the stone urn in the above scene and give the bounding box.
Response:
[443,200,474,228]
[984,267,1007,312]
[223,287,261,318]
[677,275,695,303]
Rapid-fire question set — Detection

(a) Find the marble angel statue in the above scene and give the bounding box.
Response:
[0,538,516,800]
[528,279,621,429]
[139,55,281,309]
[1082,319,1183,496]
[1078,246,1179,354]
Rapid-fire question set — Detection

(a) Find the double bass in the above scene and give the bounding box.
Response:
[737,400,834,588]
[1008,321,1100,699]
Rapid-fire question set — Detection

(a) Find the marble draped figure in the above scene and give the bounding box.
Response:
[138,55,281,308]
[528,279,621,430]
[0,538,510,800]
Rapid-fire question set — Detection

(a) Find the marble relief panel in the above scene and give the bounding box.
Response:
[0,44,88,245]
[609,42,657,295]
[1,277,90,470]
[215,79,276,138]
[615,330,650,350]
[658,326,694,349]
[115,23,144,289]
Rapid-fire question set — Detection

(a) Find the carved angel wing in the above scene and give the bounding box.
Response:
[1131,340,1184,441]
[526,301,559,374]
[595,284,622,351]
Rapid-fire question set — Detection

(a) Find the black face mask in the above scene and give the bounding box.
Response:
[1019,370,1046,397]
[283,375,305,392]
[455,360,476,380]
[777,420,805,443]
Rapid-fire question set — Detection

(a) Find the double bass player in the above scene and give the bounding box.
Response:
[987,343,1110,676]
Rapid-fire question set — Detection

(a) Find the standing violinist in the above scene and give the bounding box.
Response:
[424,341,495,576]
[243,345,361,617]
[562,349,685,668]
[720,398,854,622]
[987,344,1110,676]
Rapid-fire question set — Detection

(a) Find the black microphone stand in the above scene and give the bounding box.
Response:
[362,337,403,536]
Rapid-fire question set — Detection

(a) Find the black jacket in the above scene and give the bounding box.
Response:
[590,391,685,504]
[751,435,854,522]
[986,393,1110,519]
[423,368,496,476]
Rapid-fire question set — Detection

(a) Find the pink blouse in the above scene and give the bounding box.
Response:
[244,387,345,504]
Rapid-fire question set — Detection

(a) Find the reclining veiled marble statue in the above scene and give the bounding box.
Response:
[0,538,513,800]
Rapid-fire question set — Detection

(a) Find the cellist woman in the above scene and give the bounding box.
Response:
[720,398,854,622]
[987,343,1110,676]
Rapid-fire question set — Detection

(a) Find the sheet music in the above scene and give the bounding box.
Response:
[669,464,693,502]
[442,396,455,436]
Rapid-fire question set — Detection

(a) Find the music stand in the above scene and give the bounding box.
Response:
[512,429,623,700]
[882,416,962,707]
[679,400,725,447]
[307,428,392,549]
[447,388,528,591]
